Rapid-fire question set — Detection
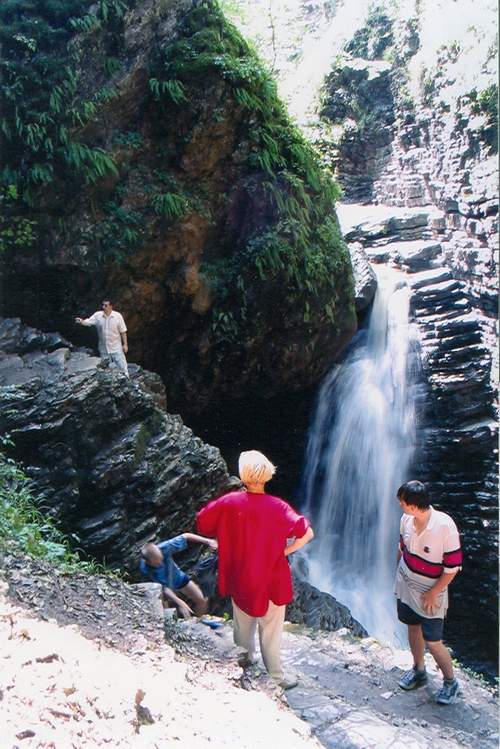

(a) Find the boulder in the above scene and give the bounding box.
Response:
[287,573,367,637]
[408,267,452,289]
[348,243,377,311]
[1,0,356,422]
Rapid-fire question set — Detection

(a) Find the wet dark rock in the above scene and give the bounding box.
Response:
[0,318,73,356]
[338,197,497,671]
[344,210,434,245]
[191,556,366,637]
[287,573,368,637]
[320,57,394,201]
[365,247,391,263]
[0,320,368,635]
[403,249,498,669]
[348,243,377,311]
[330,7,497,675]
[0,318,232,570]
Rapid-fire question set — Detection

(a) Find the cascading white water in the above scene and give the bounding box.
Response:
[302,265,420,644]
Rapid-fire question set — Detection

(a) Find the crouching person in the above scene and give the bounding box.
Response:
[196,450,314,690]
[140,533,217,618]
[395,481,463,705]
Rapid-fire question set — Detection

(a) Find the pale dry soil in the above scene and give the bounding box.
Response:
[1,554,497,749]
[0,568,318,749]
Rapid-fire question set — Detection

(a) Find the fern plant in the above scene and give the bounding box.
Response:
[146,0,353,342]
[151,192,190,219]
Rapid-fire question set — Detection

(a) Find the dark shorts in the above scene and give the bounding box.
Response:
[397,599,444,642]
[176,573,191,590]
[160,573,190,594]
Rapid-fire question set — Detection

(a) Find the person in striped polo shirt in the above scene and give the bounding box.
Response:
[395,480,463,705]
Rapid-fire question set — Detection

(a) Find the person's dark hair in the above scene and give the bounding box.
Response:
[102,299,113,307]
[397,480,430,509]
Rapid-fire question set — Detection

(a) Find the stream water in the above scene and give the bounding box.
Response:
[302,265,422,645]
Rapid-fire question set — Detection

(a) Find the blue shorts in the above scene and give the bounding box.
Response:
[160,574,190,597]
[397,599,444,642]
[175,573,190,590]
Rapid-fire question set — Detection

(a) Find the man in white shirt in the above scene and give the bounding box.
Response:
[75,300,129,377]
[395,480,462,705]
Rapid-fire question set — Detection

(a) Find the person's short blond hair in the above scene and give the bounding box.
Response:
[238,450,276,485]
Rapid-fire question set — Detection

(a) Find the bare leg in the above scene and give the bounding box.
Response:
[407,624,426,671]
[179,581,208,616]
[425,640,454,680]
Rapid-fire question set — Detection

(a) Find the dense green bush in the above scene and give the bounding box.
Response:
[0,0,129,251]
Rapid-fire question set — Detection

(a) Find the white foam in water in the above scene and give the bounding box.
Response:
[302,265,420,647]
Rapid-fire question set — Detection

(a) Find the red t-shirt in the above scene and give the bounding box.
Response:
[196,490,310,616]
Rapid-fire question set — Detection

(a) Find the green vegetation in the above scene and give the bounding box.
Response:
[470,84,498,120]
[0,184,37,253]
[418,64,436,106]
[1,0,354,339]
[0,442,106,574]
[148,1,352,341]
[344,5,394,61]
[0,0,130,256]
[469,84,498,152]
[151,192,190,220]
[322,5,424,152]
[112,131,144,150]
[93,201,145,263]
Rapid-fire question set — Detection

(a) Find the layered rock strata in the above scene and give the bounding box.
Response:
[320,57,395,202]
[0,317,368,638]
[0,318,232,570]
[342,205,498,671]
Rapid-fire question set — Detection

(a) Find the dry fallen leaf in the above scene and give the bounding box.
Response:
[135,688,146,705]
[16,729,36,740]
[36,653,60,664]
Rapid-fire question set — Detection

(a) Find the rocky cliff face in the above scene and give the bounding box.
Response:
[0,318,233,569]
[0,316,368,637]
[342,204,498,673]
[320,56,395,202]
[316,0,498,673]
[0,0,356,422]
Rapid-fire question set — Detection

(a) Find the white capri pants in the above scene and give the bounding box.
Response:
[232,598,286,682]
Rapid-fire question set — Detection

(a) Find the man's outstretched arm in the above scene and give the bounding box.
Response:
[183,532,218,551]
[75,313,96,326]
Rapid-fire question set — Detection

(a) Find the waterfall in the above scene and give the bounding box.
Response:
[302,265,420,644]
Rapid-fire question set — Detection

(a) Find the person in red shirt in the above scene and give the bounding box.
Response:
[196,450,314,689]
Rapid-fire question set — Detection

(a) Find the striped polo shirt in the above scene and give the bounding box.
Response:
[395,506,462,619]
